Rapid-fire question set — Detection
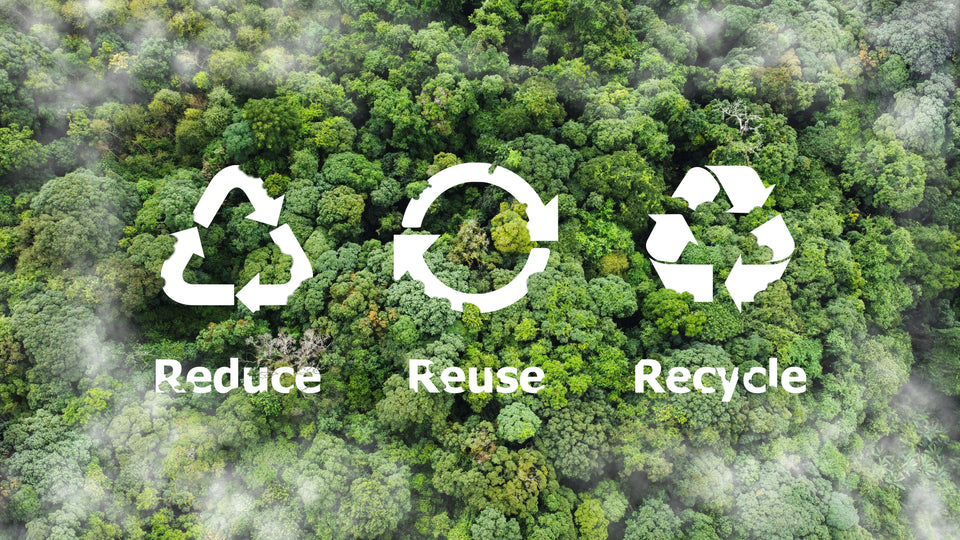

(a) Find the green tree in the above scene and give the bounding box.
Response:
[496,402,541,443]
[575,498,609,540]
[874,0,958,74]
[491,201,535,254]
[840,138,925,214]
[0,124,47,175]
[574,150,664,233]
[731,458,831,540]
[317,185,365,241]
[588,275,637,318]
[471,508,522,540]
[535,396,612,481]
[130,38,175,94]
[625,498,682,540]
[243,96,302,159]
[15,168,137,272]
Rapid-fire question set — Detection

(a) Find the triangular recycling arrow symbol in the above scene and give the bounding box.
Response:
[647,166,794,311]
[160,166,313,312]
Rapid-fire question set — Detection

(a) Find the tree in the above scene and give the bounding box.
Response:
[491,201,535,254]
[472,508,522,540]
[2,409,94,533]
[575,498,609,540]
[498,77,566,139]
[503,134,578,199]
[433,420,551,518]
[376,374,454,432]
[15,168,137,272]
[315,116,357,154]
[848,216,915,329]
[291,433,411,539]
[243,96,302,159]
[874,0,959,75]
[624,498,682,540]
[497,402,541,443]
[873,75,952,155]
[826,492,859,531]
[0,28,57,128]
[130,38,175,94]
[0,124,47,176]
[342,467,411,539]
[320,152,385,194]
[447,218,490,267]
[642,289,705,339]
[731,458,831,540]
[588,275,636,318]
[224,120,257,163]
[574,150,664,233]
[535,396,612,481]
[316,185,365,241]
[840,138,925,214]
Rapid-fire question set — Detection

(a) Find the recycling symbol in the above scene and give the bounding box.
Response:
[646,166,794,311]
[160,165,313,312]
[394,162,557,312]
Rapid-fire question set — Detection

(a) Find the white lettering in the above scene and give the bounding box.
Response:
[156,359,324,394]
[468,367,494,393]
[440,367,465,393]
[296,368,323,393]
[717,368,739,402]
[635,359,804,400]
[409,359,439,393]
[782,366,807,393]
[214,358,239,393]
[667,367,691,394]
[692,367,716,394]
[635,359,663,393]
[744,367,767,394]
[186,367,211,393]
[408,360,542,393]
[519,368,544,393]
[156,359,185,393]
[244,367,268,393]
[271,367,295,394]
[496,367,519,393]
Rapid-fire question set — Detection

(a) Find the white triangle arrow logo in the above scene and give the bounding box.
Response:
[160,166,313,312]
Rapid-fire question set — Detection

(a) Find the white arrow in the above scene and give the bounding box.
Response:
[724,256,790,312]
[750,214,794,262]
[393,234,550,312]
[707,166,774,214]
[161,227,235,306]
[193,165,284,227]
[646,214,697,263]
[402,163,558,241]
[650,261,714,302]
[672,167,720,210]
[236,224,314,312]
[393,234,441,281]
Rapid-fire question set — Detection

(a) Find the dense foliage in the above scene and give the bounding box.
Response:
[0,0,958,538]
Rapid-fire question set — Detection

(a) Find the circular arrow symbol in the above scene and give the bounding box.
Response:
[394,163,557,313]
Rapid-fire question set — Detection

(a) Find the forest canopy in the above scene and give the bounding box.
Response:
[0,0,959,538]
